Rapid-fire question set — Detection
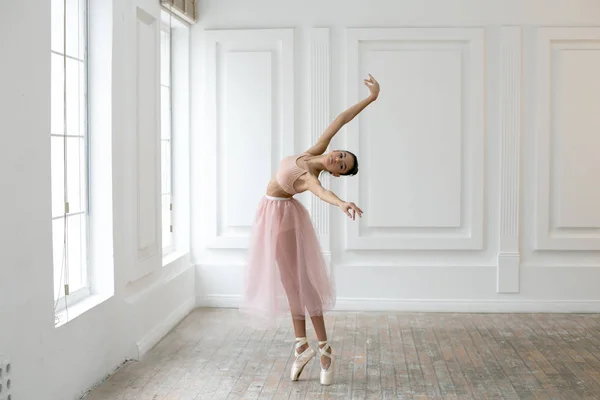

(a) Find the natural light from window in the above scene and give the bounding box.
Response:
[161,17,173,256]
[50,0,90,309]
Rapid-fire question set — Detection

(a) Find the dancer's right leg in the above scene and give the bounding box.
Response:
[277,229,316,381]
[292,318,308,353]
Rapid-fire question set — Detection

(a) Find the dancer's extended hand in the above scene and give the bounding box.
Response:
[339,201,363,220]
[364,74,380,99]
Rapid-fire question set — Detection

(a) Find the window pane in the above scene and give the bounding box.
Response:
[51,137,64,217]
[52,214,87,300]
[52,217,65,299]
[51,0,86,59]
[166,142,171,195]
[161,139,171,195]
[160,30,170,87]
[67,214,86,292]
[79,60,86,135]
[51,53,65,135]
[51,54,84,135]
[162,194,172,250]
[51,136,86,217]
[67,136,86,214]
[51,0,63,53]
[66,58,83,135]
[161,86,171,140]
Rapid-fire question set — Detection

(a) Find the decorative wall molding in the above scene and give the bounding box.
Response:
[203,29,294,249]
[344,27,485,250]
[534,27,600,251]
[310,28,331,262]
[130,0,162,282]
[497,26,522,293]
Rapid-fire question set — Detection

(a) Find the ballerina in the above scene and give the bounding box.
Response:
[240,74,381,385]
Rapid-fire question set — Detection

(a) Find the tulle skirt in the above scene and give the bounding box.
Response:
[239,195,335,326]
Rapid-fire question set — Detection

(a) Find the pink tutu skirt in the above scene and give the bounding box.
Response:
[240,195,335,325]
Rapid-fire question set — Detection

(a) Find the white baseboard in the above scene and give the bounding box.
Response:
[335,298,600,313]
[136,296,196,359]
[196,294,600,313]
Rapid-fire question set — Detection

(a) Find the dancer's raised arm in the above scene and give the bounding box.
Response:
[305,74,380,156]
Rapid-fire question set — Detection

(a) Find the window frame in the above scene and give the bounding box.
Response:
[51,0,92,315]
[160,14,174,257]
[159,8,191,267]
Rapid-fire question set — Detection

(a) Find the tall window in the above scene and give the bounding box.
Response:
[51,0,89,309]
[160,17,173,255]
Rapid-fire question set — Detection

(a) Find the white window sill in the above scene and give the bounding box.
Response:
[54,252,188,327]
[162,249,188,267]
[55,292,113,328]
[124,251,191,303]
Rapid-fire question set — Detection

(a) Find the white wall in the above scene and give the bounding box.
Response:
[0,1,194,399]
[191,0,600,312]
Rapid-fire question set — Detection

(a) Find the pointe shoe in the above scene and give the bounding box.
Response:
[290,337,316,381]
[318,340,334,385]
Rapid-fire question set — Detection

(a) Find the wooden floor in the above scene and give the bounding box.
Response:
[83,308,600,400]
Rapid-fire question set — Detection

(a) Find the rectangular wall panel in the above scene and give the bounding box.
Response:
[535,27,600,250]
[222,52,272,230]
[136,8,159,255]
[204,29,294,248]
[345,28,485,250]
[553,50,600,228]
[365,48,463,229]
[130,0,161,283]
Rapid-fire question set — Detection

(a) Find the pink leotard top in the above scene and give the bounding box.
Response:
[275,153,310,195]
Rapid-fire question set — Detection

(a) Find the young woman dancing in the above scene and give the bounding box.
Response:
[240,74,380,385]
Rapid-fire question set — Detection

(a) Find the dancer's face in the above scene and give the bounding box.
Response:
[325,150,356,177]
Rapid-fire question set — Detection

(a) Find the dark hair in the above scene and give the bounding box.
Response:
[342,150,359,176]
